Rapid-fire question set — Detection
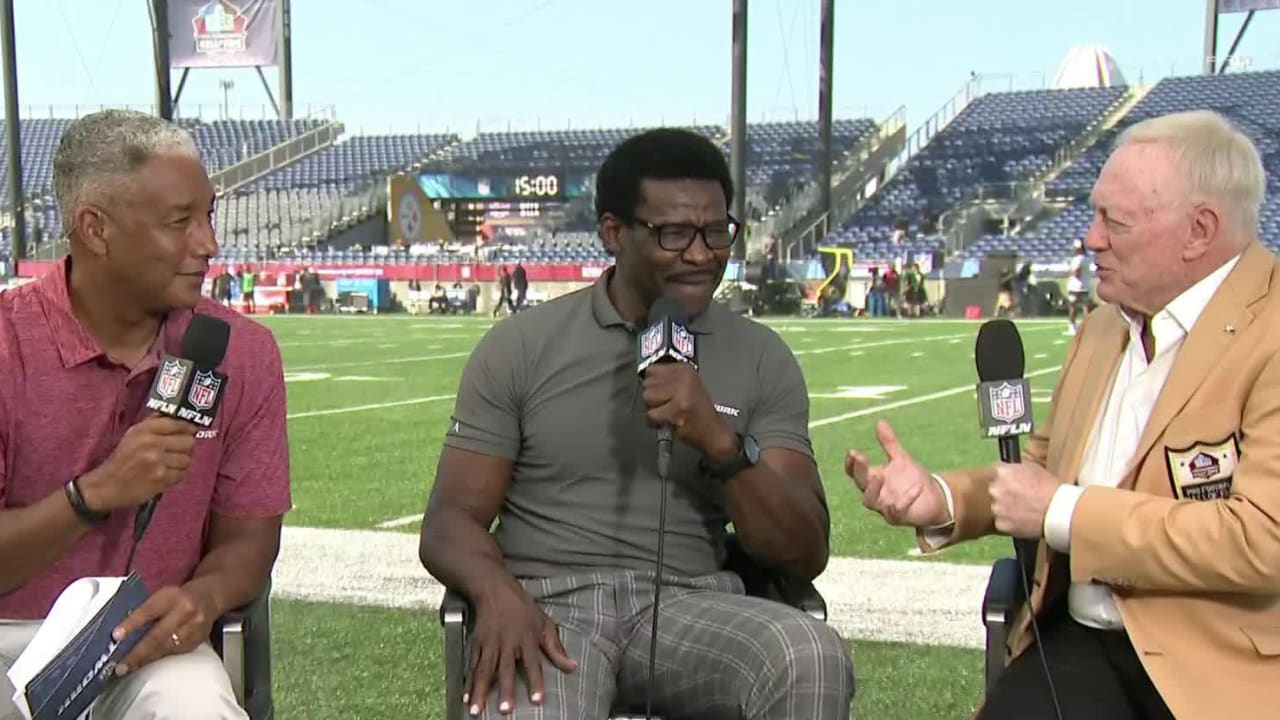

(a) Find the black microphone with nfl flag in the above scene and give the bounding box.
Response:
[634,295,696,720]
[973,318,1063,720]
[975,320,1034,445]
[145,315,231,428]
[131,314,230,569]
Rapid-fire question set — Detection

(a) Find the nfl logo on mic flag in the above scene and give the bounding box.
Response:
[977,378,1034,438]
[187,371,222,411]
[989,382,1025,423]
[155,359,186,400]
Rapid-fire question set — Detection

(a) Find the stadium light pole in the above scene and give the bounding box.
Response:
[278,0,293,120]
[1203,0,1220,74]
[729,0,747,262]
[817,0,835,242]
[1,0,25,269]
[152,0,173,119]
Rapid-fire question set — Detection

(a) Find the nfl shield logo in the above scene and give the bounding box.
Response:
[671,324,695,359]
[640,325,664,359]
[156,359,185,400]
[187,371,222,411]
[989,382,1025,423]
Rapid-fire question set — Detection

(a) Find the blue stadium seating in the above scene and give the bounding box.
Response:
[252,133,459,192]
[732,119,877,206]
[837,86,1126,246]
[1028,70,1280,257]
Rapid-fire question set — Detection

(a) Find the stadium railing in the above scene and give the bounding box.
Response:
[211,580,275,720]
[437,533,827,720]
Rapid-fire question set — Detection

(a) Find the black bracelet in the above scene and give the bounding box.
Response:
[64,477,109,525]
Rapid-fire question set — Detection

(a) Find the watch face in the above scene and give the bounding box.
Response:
[742,433,760,464]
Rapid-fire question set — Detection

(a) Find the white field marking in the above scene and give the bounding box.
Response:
[273,525,994,649]
[1033,353,1048,359]
[277,333,480,348]
[848,351,864,357]
[378,343,398,349]
[285,372,332,383]
[287,394,455,419]
[792,325,1059,357]
[794,333,969,355]
[331,376,400,382]
[1054,340,1067,345]
[773,325,885,334]
[910,351,925,357]
[376,514,422,529]
[809,366,1062,428]
[289,352,471,372]
[949,339,962,344]
[811,385,907,400]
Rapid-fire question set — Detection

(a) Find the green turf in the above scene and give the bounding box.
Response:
[270,597,984,719]
[270,314,1070,565]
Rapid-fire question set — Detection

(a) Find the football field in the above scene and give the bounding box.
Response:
[259,312,1075,718]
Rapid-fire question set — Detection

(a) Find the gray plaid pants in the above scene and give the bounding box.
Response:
[468,569,855,719]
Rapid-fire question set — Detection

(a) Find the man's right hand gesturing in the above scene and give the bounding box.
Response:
[845,420,951,529]
[465,578,577,716]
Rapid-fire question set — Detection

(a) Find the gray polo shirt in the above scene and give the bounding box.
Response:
[443,268,814,579]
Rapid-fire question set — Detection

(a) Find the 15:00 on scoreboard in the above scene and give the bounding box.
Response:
[514,174,560,198]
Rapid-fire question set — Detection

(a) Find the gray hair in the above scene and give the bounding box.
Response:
[53,109,200,234]
[1114,109,1266,234]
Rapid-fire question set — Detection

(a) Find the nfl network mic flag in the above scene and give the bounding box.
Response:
[146,358,227,428]
[976,378,1034,439]
[636,317,697,374]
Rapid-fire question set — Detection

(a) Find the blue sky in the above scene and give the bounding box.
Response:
[8,0,1280,135]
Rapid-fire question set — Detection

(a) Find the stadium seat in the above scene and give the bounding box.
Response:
[437,533,827,720]
[211,581,275,720]
[980,557,1025,692]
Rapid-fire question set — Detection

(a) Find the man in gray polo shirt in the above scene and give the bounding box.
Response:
[420,128,853,719]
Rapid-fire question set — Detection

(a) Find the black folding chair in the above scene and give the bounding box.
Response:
[210,581,274,720]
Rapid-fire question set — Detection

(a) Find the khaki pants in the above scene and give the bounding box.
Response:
[0,620,245,720]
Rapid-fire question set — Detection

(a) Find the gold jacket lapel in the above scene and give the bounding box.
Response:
[1050,308,1127,485]
[1127,243,1272,482]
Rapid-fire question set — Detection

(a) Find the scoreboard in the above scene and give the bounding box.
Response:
[417,170,592,202]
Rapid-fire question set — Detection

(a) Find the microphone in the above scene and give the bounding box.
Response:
[973,318,1063,720]
[634,295,696,720]
[130,314,231,568]
[974,318,1033,460]
[636,295,697,479]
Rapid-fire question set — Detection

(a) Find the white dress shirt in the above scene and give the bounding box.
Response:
[926,254,1241,630]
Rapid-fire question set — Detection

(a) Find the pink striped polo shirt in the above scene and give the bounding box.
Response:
[0,257,291,619]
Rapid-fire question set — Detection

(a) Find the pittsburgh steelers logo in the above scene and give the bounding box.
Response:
[398,194,422,241]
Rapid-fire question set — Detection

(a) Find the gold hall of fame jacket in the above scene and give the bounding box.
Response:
[923,241,1280,719]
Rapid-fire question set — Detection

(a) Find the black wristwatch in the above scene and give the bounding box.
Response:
[701,433,760,481]
[64,477,109,525]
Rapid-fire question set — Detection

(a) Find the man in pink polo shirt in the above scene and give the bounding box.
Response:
[0,110,290,719]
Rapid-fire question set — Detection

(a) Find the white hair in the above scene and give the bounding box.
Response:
[1114,109,1266,234]
[53,109,200,234]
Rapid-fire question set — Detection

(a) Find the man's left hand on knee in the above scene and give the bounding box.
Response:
[111,585,217,676]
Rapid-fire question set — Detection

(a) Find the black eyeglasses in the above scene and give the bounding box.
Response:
[629,214,742,252]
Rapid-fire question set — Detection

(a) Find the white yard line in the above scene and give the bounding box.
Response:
[810,366,1061,428]
[273,526,993,650]
[288,395,455,419]
[289,352,472,372]
[792,324,1059,357]
[376,514,422,529]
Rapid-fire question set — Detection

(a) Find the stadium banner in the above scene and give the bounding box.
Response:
[389,175,455,245]
[169,0,278,69]
[1221,0,1280,12]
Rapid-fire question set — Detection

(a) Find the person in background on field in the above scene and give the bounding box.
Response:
[240,264,256,314]
[1066,240,1093,334]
